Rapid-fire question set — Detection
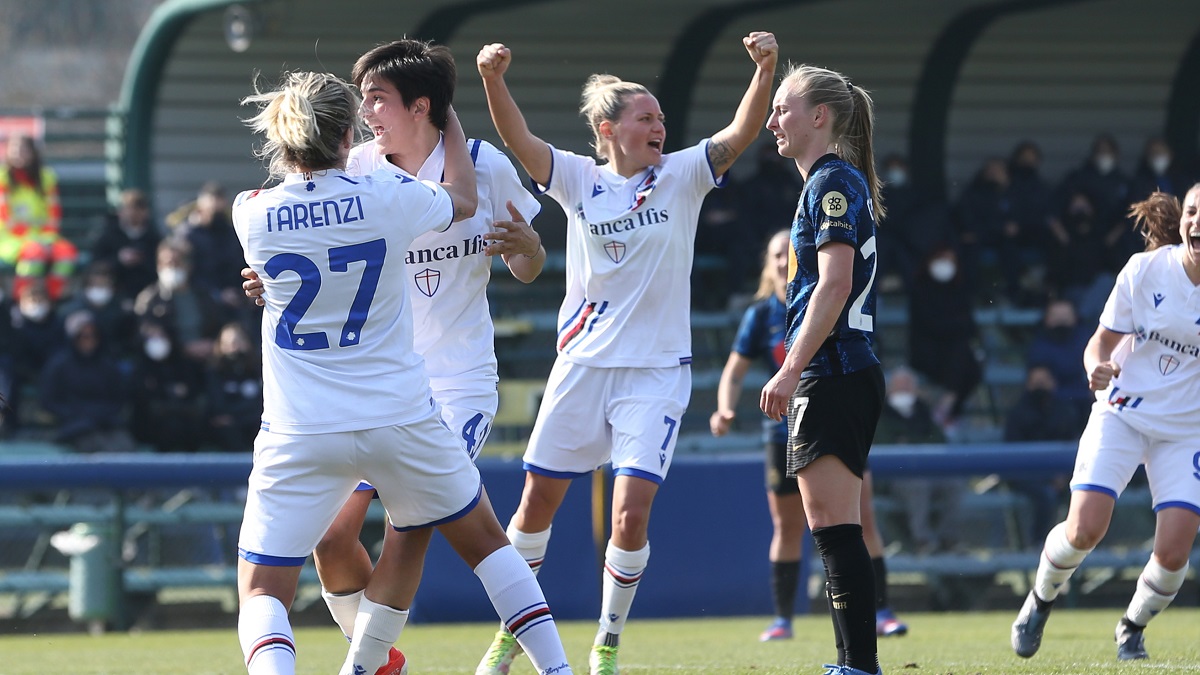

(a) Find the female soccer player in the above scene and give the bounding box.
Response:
[759,65,887,675]
[474,31,777,675]
[232,70,571,675]
[242,39,545,675]
[1011,188,1200,662]
[712,230,906,644]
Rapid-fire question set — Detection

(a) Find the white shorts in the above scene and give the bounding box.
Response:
[238,409,482,565]
[1071,402,1200,513]
[433,382,498,461]
[523,359,690,484]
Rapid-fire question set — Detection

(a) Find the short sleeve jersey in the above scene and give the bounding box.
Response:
[1096,245,1200,441]
[732,295,788,443]
[232,170,452,434]
[785,153,879,377]
[539,140,724,367]
[347,137,541,388]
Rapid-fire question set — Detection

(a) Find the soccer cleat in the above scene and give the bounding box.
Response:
[821,665,882,675]
[1115,619,1149,661]
[1011,591,1052,658]
[875,608,908,637]
[588,644,619,675]
[759,617,794,641]
[375,647,408,675]
[476,629,524,675]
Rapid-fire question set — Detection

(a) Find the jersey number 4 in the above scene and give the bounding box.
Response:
[266,239,387,351]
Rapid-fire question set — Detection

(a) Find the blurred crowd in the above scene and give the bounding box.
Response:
[0,133,262,452]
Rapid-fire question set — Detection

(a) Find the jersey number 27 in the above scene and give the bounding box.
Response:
[266,238,387,351]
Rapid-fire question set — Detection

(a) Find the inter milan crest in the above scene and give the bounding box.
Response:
[414,268,441,297]
[604,240,626,264]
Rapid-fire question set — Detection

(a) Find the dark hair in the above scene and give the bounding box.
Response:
[5,135,45,195]
[352,39,456,130]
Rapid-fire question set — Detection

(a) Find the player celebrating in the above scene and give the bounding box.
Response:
[244,39,545,675]
[232,70,572,675]
[758,64,887,675]
[473,31,777,675]
[1011,188,1200,662]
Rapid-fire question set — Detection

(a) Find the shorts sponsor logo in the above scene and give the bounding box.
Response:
[1160,354,1180,376]
[821,190,848,217]
[414,268,441,297]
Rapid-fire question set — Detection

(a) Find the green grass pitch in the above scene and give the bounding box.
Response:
[1,610,1197,674]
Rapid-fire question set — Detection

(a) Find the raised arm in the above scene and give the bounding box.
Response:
[439,106,478,222]
[477,43,553,186]
[708,32,779,178]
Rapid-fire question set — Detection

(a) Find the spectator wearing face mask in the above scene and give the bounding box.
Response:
[1026,299,1093,417]
[133,239,221,364]
[907,246,983,430]
[130,320,205,452]
[1045,190,1113,309]
[875,366,960,554]
[169,182,246,311]
[8,280,64,432]
[90,188,162,304]
[876,154,950,293]
[953,157,1032,305]
[1130,137,1189,202]
[204,321,261,452]
[38,311,136,453]
[1055,134,1130,237]
[56,261,137,362]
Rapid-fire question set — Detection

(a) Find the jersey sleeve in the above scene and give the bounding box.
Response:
[731,303,765,359]
[810,168,865,249]
[1098,255,1138,334]
[479,140,542,224]
[669,139,727,197]
[537,145,590,207]
[382,173,453,236]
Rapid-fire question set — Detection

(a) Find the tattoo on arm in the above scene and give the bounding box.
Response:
[708,139,735,174]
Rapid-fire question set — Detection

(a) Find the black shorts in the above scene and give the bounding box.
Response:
[785,364,884,479]
[765,440,800,496]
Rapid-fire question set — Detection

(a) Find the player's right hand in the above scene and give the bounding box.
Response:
[241,267,264,307]
[709,409,735,437]
[1088,360,1121,391]
[477,43,512,79]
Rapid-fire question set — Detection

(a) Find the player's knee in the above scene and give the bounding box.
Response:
[612,503,651,538]
[1065,520,1106,550]
[1152,549,1191,572]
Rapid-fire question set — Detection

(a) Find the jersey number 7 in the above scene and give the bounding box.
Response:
[266,238,387,351]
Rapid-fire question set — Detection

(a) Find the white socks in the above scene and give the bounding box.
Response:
[507,523,551,576]
[239,594,296,675]
[1125,556,1188,626]
[322,588,364,642]
[599,541,650,636]
[339,597,408,675]
[1034,522,1092,602]
[476,545,572,675]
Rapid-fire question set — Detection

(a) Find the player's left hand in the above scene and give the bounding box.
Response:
[760,367,800,422]
[484,201,541,258]
[743,32,778,69]
[241,267,265,306]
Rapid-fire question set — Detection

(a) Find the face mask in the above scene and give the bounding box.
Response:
[1094,154,1116,175]
[886,168,908,187]
[159,267,187,291]
[887,391,917,416]
[21,302,50,322]
[84,286,113,306]
[929,259,956,283]
[145,336,171,361]
[1150,155,1170,176]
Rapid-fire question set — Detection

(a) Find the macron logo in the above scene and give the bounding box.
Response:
[1153,292,1165,308]
[592,183,605,197]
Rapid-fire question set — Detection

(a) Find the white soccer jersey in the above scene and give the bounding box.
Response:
[348,137,541,388]
[1096,244,1200,440]
[232,170,452,434]
[539,140,724,368]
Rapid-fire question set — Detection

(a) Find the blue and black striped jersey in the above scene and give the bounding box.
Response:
[785,153,880,377]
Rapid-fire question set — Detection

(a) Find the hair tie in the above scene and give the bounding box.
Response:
[845,80,854,91]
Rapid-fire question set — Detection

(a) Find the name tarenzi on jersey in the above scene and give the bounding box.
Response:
[264,196,365,232]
